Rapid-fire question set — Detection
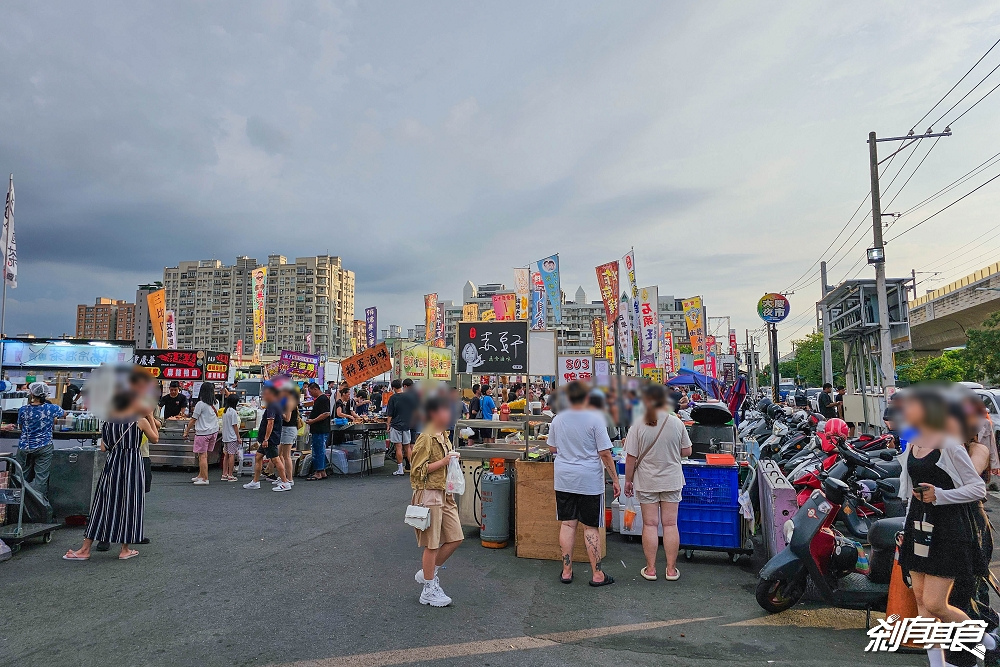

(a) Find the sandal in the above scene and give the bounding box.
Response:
[560,572,574,584]
[589,575,615,587]
[119,549,139,561]
[305,475,323,481]
[62,550,89,561]
[665,567,680,581]
[640,567,657,581]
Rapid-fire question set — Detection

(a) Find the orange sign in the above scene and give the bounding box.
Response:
[340,342,392,388]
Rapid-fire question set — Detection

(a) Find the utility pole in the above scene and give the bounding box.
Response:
[868,131,895,398]
[768,323,780,402]
[820,261,833,386]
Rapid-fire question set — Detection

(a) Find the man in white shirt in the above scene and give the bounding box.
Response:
[548,381,620,587]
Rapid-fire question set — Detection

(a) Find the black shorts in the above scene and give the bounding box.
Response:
[258,443,279,460]
[142,457,152,494]
[555,491,603,528]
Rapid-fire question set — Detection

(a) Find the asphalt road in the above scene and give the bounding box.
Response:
[1,464,929,667]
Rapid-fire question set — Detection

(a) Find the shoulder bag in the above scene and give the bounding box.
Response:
[633,413,670,471]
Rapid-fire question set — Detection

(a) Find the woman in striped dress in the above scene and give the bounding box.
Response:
[64,393,158,561]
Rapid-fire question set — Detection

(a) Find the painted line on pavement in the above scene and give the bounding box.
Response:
[276,618,715,667]
[724,607,883,630]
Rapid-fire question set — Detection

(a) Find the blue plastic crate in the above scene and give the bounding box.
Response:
[677,503,741,549]
[681,463,739,505]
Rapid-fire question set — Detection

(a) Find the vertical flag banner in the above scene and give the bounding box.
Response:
[591,317,605,354]
[682,296,706,373]
[424,293,438,344]
[251,267,268,361]
[638,286,659,367]
[462,303,479,322]
[617,294,633,364]
[435,302,445,347]
[621,251,640,357]
[2,175,17,288]
[146,288,166,349]
[492,293,516,321]
[513,268,530,320]
[164,310,177,349]
[236,339,243,369]
[729,329,738,356]
[594,261,619,324]
[706,335,717,355]
[536,255,561,325]
[662,330,676,374]
[529,271,547,330]
[305,333,313,354]
[365,307,378,349]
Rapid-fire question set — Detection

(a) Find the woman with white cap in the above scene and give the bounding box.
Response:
[15,382,64,501]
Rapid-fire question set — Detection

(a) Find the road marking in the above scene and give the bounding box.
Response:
[276,618,714,667]
[724,607,883,630]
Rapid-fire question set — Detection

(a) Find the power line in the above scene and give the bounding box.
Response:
[909,36,1000,131]
[930,59,1000,128]
[896,150,1000,218]
[886,169,1000,241]
[920,224,1000,273]
[947,77,1000,126]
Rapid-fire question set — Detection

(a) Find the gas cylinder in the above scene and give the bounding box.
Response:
[479,470,511,548]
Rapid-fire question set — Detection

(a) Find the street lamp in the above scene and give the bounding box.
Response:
[866,246,885,265]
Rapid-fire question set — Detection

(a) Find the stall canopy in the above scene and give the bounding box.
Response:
[666,368,724,399]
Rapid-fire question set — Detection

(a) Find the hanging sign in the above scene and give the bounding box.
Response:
[530,270,546,330]
[457,321,528,374]
[513,268,531,320]
[400,344,430,380]
[279,350,320,379]
[428,347,453,380]
[492,293,516,321]
[340,342,392,388]
[557,354,593,385]
[757,293,790,324]
[462,303,479,322]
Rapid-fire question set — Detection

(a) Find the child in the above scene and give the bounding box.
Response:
[221,394,240,481]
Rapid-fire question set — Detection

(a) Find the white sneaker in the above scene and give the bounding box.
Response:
[415,566,440,584]
[419,580,452,607]
[191,476,202,482]
[271,479,282,484]
[243,481,261,489]
[393,467,406,476]
[272,482,292,492]
[193,479,209,486]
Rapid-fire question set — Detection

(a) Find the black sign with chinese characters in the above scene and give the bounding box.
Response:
[133,349,230,382]
[457,322,528,374]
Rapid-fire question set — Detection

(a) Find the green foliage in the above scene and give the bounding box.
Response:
[897,349,968,384]
[768,332,846,387]
[964,311,1000,383]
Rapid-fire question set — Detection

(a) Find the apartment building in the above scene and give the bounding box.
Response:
[162,255,355,359]
[75,297,135,341]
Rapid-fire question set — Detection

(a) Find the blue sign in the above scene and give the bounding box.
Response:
[2,341,134,368]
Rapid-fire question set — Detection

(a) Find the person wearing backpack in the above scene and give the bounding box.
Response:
[623,383,692,582]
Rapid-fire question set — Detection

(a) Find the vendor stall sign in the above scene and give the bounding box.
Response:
[462,303,479,322]
[638,286,658,366]
[757,292,790,324]
[146,289,166,348]
[341,342,392,388]
[204,351,230,381]
[164,310,177,350]
[480,308,496,321]
[557,354,593,385]
[428,346,453,380]
[662,329,675,374]
[424,293,438,344]
[364,307,377,349]
[492,293,516,321]
[642,367,664,384]
[595,261,619,323]
[400,344,430,380]
[4,341,134,369]
[536,254,561,325]
[251,267,268,354]
[135,350,201,380]
[457,321,528,374]
[513,268,530,320]
[591,317,605,353]
[279,350,320,379]
[529,271,546,330]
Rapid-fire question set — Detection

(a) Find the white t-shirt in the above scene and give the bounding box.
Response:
[624,411,691,492]
[222,408,240,443]
[550,408,613,496]
[192,401,220,436]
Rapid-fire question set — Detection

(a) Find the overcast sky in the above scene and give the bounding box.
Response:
[3,1,1000,352]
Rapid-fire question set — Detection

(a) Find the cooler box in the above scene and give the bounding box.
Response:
[341,441,365,460]
[328,448,349,475]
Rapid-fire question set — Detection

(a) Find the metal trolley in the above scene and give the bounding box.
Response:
[678,461,754,564]
[0,456,61,553]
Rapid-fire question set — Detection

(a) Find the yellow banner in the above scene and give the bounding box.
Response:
[252,267,268,346]
[481,309,496,321]
[146,289,166,348]
[682,296,705,369]
[462,303,479,322]
[428,347,453,380]
[400,344,430,380]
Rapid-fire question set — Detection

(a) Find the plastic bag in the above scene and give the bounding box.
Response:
[623,495,638,531]
[446,456,466,495]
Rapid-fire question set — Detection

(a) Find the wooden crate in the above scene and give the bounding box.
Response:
[514,460,606,563]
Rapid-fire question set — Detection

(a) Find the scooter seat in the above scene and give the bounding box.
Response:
[868,517,905,550]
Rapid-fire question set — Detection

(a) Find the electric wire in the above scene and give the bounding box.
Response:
[886,170,1000,242]
[945,77,1000,127]
[929,59,1000,129]
[908,36,1000,132]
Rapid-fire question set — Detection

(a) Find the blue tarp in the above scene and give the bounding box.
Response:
[666,368,725,399]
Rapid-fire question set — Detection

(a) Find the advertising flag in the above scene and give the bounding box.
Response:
[536,254,561,325]
[513,268,531,320]
[591,317,605,354]
[2,175,17,288]
[365,307,377,349]
[146,288,166,348]
[638,286,659,366]
[462,303,479,322]
[424,293,438,344]
[529,271,546,330]
[621,251,640,359]
[729,329,738,356]
[662,329,676,374]
[235,339,243,369]
[251,267,268,346]
[682,296,706,373]
[164,310,177,349]
[492,293,516,321]
[594,261,619,323]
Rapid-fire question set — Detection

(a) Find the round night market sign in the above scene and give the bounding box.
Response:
[757,293,790,323]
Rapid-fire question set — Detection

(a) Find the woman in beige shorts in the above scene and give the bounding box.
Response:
[409,394,464,607]
[624,384,692,582]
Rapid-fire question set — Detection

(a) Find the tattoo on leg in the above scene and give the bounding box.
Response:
[595,560,603,572]
[562,554,571,567]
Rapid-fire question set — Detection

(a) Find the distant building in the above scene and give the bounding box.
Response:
[134,282,162,349]
[658,295,689,345]
[75,297,135,341]
[352,319,366,354]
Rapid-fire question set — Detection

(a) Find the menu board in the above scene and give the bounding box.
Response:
[134,349,229,382]
[457,321,528,374]
[557,355,594,385]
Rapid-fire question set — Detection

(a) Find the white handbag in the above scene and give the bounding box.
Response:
[405,504,431,530]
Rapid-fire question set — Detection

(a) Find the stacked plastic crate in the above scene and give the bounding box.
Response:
[678,462,741,549]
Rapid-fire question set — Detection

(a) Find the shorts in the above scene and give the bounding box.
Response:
[193,434,217,454]
[389,428,411,445]
[223,439,240,455]
[555,491,603,528]
[258,443,279,460]
[636,489,682,504]
[279,426,298,445]
[413,492,465,549]
[142,456,152,494]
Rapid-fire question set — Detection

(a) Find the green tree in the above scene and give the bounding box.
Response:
[964,311,1000,383]
[896,349,968,384]
[773,332,846,387]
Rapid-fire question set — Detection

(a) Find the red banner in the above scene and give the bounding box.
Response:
[595,261,619,324]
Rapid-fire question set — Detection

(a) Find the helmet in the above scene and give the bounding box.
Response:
[757,397,773,411]
[825,418,849,440]
[767,404,785,420]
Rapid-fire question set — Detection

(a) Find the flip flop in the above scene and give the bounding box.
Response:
[62,552,89,561]
[305,475,323,481]
[589,575,615,587]
[560,572,574,584]
[665,568,680,581]
[640,567,658,581]
[119,549,139,561]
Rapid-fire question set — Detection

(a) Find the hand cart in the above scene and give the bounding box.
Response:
[0,456,61,553]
